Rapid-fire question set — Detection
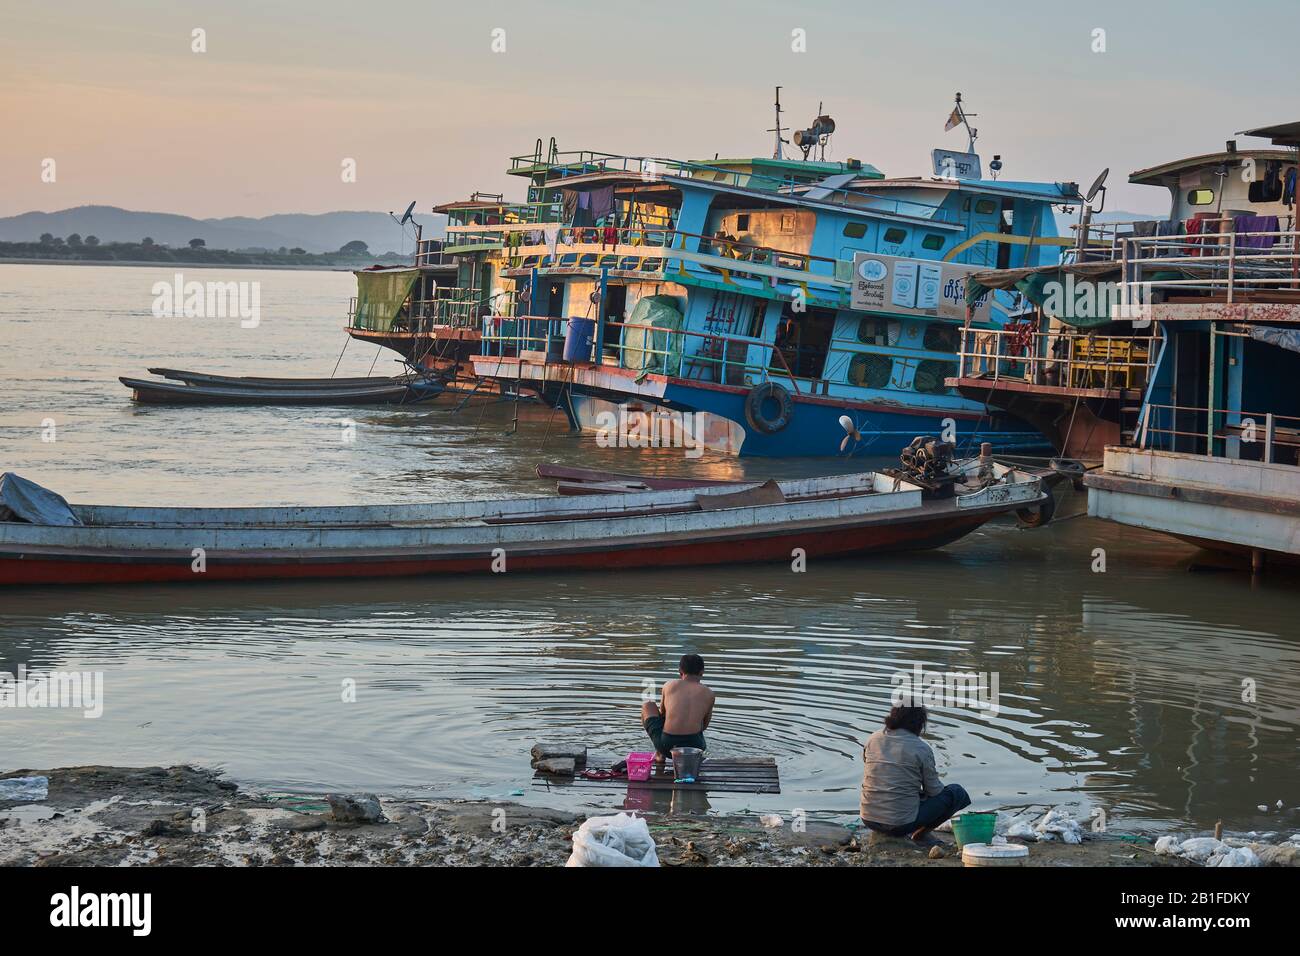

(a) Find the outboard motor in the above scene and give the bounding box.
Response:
[898,436,955,482]
[891,436,958,498]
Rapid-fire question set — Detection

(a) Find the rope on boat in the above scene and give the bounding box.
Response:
[330,335,351,377]
[472,351,513,434]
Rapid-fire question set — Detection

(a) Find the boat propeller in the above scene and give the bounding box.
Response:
[838,415,862,452]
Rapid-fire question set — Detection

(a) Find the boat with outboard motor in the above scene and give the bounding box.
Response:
[0,444,1048,586]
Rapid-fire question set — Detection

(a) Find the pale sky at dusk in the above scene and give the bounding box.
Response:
[3,0,1296,220]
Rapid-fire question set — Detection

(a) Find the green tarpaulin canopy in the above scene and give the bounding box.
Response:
[620,294,683,376]
[966,262,1131,329]
[352,268,419,332]
[965,260,1221,328]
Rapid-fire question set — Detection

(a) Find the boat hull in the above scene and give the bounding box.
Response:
[148,368,415,389]
[1085,446,1300,563]
[120,377,443,406]
[564,389,1048,459]
[471,355,1048,458]
[0,471,1045,586]
[0,508,998,586]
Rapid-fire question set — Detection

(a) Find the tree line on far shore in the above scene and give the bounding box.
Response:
[0,234,409,266]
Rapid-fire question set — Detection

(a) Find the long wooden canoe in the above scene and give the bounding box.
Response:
[0,466,1046,586]
[147,368,422,389]
[120,376,444,406]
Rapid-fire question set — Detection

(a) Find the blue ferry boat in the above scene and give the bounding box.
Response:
[454,98,1085,457]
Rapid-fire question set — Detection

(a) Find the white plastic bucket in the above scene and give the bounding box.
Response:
[961,842,1029,867]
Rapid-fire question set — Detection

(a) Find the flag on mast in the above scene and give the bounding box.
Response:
[945,106,963,132]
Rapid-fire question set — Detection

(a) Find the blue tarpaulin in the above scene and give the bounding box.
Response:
[0,473,82,526]
[1249,325,1300,355]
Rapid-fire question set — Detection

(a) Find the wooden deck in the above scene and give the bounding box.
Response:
[532,756,780,794]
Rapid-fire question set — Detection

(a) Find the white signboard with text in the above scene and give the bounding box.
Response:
[850,252,991,322]
[931,148,982,181]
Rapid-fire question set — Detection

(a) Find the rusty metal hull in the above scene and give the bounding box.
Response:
[949,376,1137,464]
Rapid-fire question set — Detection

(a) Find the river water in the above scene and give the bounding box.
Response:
[2,263,1297,833]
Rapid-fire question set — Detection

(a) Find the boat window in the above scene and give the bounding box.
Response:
[962,197,972,211]
[843,221,869,239]
[975,199,997,215]
[921,234,945,251]
[857,316,898,346]
[922,323,960,352]
[774,304,836,379]
[736,214,751,231]
[914,359,957,394]
[849,352,893,389]
[1187,189,1215,206]
[882,227,907,245]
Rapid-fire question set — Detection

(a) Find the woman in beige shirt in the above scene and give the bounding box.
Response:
[859,706,970,846]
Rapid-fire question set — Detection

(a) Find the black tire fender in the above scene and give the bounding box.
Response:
[744,382,794,434]
[1017,491,1057,528]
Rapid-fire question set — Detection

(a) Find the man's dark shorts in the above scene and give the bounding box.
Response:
[643,715,706,758]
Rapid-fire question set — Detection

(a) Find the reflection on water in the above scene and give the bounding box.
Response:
[2,264,1299,832]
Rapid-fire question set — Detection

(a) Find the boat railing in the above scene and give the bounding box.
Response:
[1138,402,1300,465]
[604,318,807,390]
[1119,226,1300,304]
[1064,219,1165,264]
[480,313,838,394]
[679,229,837,275]
[1065,223,1300,303]
[956,325,1159,392]
[414,242,454,267]
[489,225,841,290]
[478,314,567,358]
[348,287,507,335]
[441,200,550,226]
[507,149,960,223]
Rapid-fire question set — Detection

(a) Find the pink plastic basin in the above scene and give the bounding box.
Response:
[626,752,655,782]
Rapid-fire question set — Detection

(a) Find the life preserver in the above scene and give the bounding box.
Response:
[745,382,794,434]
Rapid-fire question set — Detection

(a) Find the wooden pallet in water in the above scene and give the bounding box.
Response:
[533,756,779,794]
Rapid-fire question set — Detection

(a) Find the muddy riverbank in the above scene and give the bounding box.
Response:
[0,765,1234,868]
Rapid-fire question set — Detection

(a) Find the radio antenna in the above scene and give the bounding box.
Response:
[767,86,788,160]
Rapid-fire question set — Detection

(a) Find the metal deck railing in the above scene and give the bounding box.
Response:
[1066,221,1300,303]
[478,314,822,391]
[505,149,964,224]
[1139,403,1300,466]
[956,326,1158,392]
[347,287,507,334]
[463,225,843,292]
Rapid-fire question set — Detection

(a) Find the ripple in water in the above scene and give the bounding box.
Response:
[3,264,1299,831]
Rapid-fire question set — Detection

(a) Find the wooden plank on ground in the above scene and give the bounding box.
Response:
[532,755,780,794]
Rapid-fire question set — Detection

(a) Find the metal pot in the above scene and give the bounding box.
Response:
[670,746,703,782]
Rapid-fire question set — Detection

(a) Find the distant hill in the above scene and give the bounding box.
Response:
[0,206,445,255]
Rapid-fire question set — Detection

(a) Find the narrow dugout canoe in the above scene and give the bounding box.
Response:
[148,368,417,389]
[119,376,444,406]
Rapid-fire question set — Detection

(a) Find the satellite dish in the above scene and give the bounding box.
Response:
[1085,168,1109,203]
[838,414,862,453]
[399,201,417,225]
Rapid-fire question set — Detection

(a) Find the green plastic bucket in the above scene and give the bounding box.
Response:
[951,812,997,848]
